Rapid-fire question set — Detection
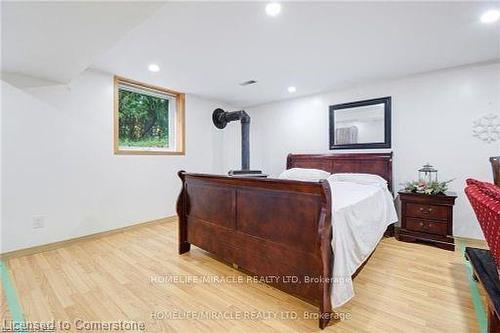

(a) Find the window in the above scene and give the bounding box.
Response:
[114,76,185,155]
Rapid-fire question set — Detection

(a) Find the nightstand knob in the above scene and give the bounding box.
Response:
[419,222,424,227]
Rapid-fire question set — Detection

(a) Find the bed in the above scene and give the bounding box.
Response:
[176,152,396,329]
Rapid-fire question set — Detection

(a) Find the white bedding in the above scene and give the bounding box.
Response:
[328,179,398,308]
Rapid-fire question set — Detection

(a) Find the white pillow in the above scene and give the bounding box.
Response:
[329,173,387,187]
[278,168,331,182]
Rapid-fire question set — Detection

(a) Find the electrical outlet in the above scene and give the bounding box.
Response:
[32,216,45,230]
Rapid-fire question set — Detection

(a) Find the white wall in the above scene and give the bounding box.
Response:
[1,69,228,252]
[2,63,498,252]
[0,76,2,253]
[226,62,500,239]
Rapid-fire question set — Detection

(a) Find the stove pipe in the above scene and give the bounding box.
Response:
[212,108,250,170]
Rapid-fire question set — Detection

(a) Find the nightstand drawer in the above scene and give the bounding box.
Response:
[406,218,448,235]
[406,203,448,221]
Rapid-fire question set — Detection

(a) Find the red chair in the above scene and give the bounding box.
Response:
[464,178,499,333]
[465,178,500,268]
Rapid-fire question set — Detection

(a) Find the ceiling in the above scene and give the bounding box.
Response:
[1,1,163,85]
[2,2,500,106]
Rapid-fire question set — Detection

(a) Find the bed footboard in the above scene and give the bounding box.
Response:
[176,171,333,329]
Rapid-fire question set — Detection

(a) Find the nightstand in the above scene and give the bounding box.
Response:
[396,191,457,251]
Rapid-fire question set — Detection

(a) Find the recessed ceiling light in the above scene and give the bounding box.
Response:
[148,64,160,72]
[481,9,500,23]
[288,86,296,93]
[265,2,281,17]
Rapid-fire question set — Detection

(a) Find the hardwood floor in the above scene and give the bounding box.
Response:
[1,219,485,332]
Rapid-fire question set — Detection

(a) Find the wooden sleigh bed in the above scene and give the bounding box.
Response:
[176,152,394,329]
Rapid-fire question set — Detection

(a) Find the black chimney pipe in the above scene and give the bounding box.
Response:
[212,108,250,170]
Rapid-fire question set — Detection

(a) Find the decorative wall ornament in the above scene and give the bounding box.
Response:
[472,113,500,143]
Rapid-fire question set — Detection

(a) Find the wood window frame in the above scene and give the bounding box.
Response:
[113,76,185,155]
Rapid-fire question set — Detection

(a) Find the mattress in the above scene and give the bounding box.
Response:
[328,180,398,308]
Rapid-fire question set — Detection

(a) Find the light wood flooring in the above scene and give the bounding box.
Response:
[1,219,486,332]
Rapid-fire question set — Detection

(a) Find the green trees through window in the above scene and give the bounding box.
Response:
[118,88,169,148]
[114,76,185,155]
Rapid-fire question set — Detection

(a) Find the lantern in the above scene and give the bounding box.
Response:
[418,163,438,183]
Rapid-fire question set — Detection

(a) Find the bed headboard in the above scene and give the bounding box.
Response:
[286,152,393,191]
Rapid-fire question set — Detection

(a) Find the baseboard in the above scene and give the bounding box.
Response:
[0,216,176,261]
[394,228,488,251]
[455,236,488,249]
